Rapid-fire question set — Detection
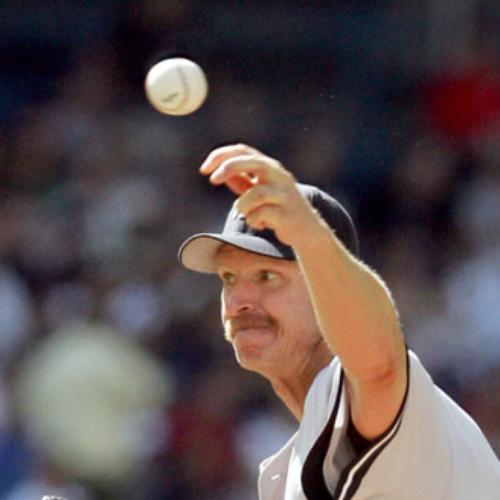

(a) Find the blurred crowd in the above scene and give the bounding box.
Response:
[0,1,499,499]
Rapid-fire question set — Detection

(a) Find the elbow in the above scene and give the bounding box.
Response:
[364,339,406,389]
[352,325,406,388]
[371,356,403,388]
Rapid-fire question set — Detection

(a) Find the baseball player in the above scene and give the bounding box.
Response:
[178,144,500,499]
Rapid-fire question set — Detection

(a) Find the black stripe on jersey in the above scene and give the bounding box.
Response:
[335,350,410,500]
[302,350,410,500]
[334,410,404,499]
[301,370,345,499]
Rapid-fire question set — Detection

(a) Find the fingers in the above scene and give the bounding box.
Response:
[245,204,285,231]
[224,172,255,196]
[209,154,272,185]
[209,153,293,193]
[199,143,292,193]
[234,184,284,216]
[234,183,305,243]
[199,144,309,246]
[199,143,257,175]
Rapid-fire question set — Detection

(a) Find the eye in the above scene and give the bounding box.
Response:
[259,270,278,282]
[220,271,236,285]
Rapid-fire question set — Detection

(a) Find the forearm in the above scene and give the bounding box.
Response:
[294,217,404,384]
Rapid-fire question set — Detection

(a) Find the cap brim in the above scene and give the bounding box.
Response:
[178,233,294,273]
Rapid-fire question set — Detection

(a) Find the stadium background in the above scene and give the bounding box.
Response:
[0,1,499,499]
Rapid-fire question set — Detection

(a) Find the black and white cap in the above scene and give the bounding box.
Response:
[178,183,359,273]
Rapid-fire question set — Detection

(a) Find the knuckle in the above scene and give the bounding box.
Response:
[236,143,253,152]
[247,152,263,164]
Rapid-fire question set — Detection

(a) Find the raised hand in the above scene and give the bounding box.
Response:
[199,143,323,247]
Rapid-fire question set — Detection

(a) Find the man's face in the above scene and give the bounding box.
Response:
[215,245,323,378]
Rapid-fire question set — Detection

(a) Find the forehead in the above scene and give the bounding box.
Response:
[215,245,296,272]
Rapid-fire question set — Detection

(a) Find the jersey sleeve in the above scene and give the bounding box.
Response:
[303,350,452,499]
[304,350,499,499]
[263,351,499,499]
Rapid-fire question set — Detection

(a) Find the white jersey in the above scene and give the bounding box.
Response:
[258,351,500,499]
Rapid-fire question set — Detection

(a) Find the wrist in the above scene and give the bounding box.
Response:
[291,211,336,257]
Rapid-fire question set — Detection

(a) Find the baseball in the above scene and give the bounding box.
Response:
[145,58,208,116]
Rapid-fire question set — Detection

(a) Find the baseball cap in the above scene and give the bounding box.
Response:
[178,183,359,273]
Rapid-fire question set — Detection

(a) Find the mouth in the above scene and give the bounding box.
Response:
[226,326,269,342]
[231,327,276,357]
[235,326,272,335]
[226,315,278,342]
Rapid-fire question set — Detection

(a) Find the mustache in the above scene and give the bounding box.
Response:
[226,313,278,339]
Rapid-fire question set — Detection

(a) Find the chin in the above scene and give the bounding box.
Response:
[233,343,273,375]
[231,329,275,369]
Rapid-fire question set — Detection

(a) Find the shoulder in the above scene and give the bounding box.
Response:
[306,357,342,406]
[302,357,343,429]
[360,350,500,498]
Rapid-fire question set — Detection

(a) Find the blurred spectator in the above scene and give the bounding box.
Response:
[13,323,171,494]
[0,265,35,363]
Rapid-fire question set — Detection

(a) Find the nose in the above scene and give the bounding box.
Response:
[223,281,259,317]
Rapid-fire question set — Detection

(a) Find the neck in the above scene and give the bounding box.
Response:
[269,342,333,421]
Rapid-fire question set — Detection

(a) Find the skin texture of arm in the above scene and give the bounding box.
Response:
[292,219,407,439]
[202,143,407,439]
